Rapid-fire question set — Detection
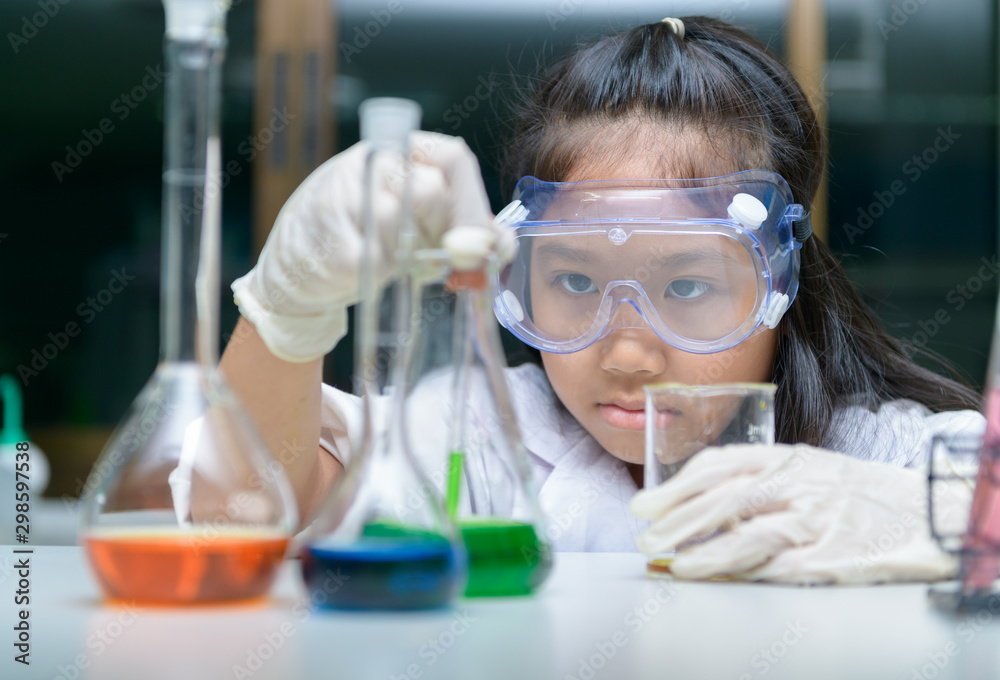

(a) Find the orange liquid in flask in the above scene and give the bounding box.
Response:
[85,528,289,604]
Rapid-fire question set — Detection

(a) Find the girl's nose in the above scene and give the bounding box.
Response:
[597,302,670,375]
[597,327,669,376]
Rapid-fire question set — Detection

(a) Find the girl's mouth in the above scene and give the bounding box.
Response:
[599,404,679,430]
[599,404,646,430]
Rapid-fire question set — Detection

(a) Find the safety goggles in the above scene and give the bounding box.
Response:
[492,171,812,354]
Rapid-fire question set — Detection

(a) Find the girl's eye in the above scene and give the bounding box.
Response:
[556,274,598,294]
[667,279,711,300]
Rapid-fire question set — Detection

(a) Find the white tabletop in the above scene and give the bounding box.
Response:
[2,546,1000,680]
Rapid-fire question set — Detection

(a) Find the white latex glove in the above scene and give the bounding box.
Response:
[232,131,512,363]
[630,444,970,585]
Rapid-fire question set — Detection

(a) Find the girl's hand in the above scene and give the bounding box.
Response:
[629,444,969,585]
[232,132,505,363]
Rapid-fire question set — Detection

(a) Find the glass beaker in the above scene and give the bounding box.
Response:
[926,432,996,610]
[431,256,552,597]
[299,98,466,610]
[927,433,981,555]
[643,382,775,575]
[926,430,1000,612]
[78,0,298,605]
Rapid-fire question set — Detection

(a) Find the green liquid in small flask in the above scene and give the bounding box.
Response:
[459,515,552,596]
[441,266,553,598]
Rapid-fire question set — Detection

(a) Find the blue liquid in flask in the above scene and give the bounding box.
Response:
[301,523,464,610]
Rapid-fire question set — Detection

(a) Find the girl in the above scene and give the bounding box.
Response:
[221,16,985,584]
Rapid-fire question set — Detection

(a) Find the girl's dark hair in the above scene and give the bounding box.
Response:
[501,16,981,448]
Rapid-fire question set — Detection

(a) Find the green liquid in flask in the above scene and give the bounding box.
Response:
[458,518,552,597]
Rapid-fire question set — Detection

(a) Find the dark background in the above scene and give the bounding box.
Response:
[1,0,996,495]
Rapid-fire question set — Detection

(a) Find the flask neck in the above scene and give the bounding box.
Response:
[160,34,226,365]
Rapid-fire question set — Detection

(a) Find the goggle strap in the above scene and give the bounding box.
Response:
[792,211,813,243]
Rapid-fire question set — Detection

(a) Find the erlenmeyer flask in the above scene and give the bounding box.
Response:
[299,98,466,610]
[78,0,298,605]
[435,256,553,597]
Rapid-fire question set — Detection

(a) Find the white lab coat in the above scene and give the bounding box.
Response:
[318,363,985,553]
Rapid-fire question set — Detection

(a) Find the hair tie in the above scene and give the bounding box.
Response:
[661,17,685,39]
